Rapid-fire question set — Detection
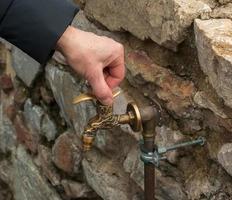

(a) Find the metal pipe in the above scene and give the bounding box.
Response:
[140,106,158,200]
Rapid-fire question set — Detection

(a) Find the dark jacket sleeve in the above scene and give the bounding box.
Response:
[0,0,79,64]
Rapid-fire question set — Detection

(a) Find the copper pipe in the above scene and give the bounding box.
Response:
[140,106,158,200]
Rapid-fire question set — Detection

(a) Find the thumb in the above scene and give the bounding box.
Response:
[87,70,113,105]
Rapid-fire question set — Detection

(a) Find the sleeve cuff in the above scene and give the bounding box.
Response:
[0,0,79,64]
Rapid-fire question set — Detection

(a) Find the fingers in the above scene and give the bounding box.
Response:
[87,68,113,105]
[105,47,125,89]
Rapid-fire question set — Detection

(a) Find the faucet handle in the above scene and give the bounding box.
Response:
[73,89,121,105]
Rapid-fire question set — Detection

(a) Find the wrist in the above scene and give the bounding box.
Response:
[56,26,76,55]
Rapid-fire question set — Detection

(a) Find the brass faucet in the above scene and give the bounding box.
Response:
[73,89,144,151]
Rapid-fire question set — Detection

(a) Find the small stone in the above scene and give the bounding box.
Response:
[13,113,39,153]
[61,179,97,199]
[194,91,228,119]
[38,145,61,186]
[24,99,58,142]
[218,143,232,176]
[52,132,82,174]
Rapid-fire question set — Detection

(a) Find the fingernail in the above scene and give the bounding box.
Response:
[102,97,113,105]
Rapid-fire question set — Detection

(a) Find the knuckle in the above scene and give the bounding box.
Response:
[116,43,124,53]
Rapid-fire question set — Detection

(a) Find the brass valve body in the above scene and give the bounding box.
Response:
[73,90,144,151]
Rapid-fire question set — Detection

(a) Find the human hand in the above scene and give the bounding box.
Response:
[56,26,125,105]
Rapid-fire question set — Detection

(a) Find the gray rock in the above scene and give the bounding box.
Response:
[82,0,211,50]
[61,179,97,199]
[0,159,13,184]
[12,145,62,200]
[82,150,141,200]
[11,47,41,87]
[45,64,94,133]
[210,3,232,19]
[194,91,228,118]
[0,92,16,153]
[218,0,232,4]
[24,99,58,141]
[156,126,185,164]
[194,19,232,108]
[184,165,222,199]
[218,143,232,176]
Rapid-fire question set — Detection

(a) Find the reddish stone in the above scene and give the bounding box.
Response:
[0,74,13,94]
[13,114,39,153]
[38,145,61,186]
[126,50,196,116]
[52,132,82,174]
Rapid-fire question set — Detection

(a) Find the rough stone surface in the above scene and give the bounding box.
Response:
[11,47,41,87]
[218,0,232,4]
[52,132,82,174]
[24,99,58,141]
[12,145,62,200]
[210,3,232,19]
[218,143,232,176]
[14,113,39,153]
[155,126,185,164]
[0,74,13,94]
[82,150,142,200]
[194,91,228,119]
[194,19,232,108]
[0,92,16,153]
[61,180,97,199]
[126,50,195,116]
[45,64,93,131]
[83,0,211,50]
[38,145,61,186]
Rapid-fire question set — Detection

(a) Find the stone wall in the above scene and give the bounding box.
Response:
[1,0,232,199]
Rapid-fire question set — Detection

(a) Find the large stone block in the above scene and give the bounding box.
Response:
[82,0,211,50]
[194,19,232,108]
